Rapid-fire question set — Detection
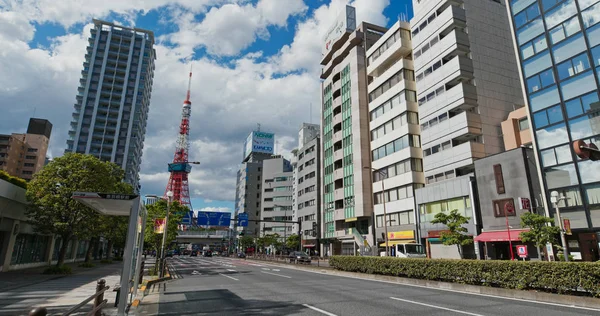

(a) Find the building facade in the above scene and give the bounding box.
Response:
[320,6,386,255]
[474,147,544,260]
[260,156,294,244]
[65,19,156,191]
[505,0,600,261]
[501,107,533,150]
[366,20,425,252]
[410,0,525,258]
[294,124,321,254]
[0,118,52,181]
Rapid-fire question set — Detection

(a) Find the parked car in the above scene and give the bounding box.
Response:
[288,251,311,264]
[183,249,191,255]
[190,250,198,257]
[203,250,212,257]
[237,252,246,258]
[166,250,174,257]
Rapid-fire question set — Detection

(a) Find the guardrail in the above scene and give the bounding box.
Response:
[247,254,327,267]
[29,279,110,316]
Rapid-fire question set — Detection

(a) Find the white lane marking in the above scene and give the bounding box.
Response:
[261,271,292,279]
[226,269,236,272]
[254,260,600,313]
[191,271,201,275]
[250,263,264,267]
[219,273,239,281]
[302,304,337,316]
[272,269,280,272]
[390,297,484,316]
[261,268,271,271]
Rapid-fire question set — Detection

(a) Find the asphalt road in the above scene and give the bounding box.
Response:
[134,256,600,316]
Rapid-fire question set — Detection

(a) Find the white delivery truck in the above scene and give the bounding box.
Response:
[380,243,427,258]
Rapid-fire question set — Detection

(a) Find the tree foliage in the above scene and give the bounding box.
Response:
[286,234,300,250]
[144,199,187,254]
[239,236,254,250]
[519,212,560,259]
[430,209,473,259]
[25,153,130,266]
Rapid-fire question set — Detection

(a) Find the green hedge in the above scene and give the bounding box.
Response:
[0,170,27,189]
[329,256,600,297]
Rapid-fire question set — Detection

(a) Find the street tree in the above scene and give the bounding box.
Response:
[430,209,473,259]
[26,153,129,267]
[519,212,560,260]
[286,234,300,250]
[144,199,187,255]
[239,236,254,250]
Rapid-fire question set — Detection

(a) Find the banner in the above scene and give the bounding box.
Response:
[154,218,166,234]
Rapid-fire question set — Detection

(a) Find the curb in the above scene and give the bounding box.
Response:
[247,259,600,310]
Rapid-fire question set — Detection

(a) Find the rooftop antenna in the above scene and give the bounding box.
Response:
[257,123,261,132]
[185,64,192,104]
[310,102,313,124]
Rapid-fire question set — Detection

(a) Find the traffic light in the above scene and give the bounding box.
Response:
[312,222,317,237]
[574,140,600,161]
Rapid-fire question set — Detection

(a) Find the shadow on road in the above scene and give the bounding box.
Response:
[140,289,311,316]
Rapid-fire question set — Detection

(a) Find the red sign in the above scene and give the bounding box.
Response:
[504,201,515,216]
[519,197,531,211]
[516,245,528,258]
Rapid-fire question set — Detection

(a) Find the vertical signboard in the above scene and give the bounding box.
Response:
[322,5,356,56]
[243,131,275,160]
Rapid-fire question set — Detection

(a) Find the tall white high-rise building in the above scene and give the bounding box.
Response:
[66,19,156,191]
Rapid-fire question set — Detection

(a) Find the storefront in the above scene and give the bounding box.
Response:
[380,230,415,256]
[474,229,540,260]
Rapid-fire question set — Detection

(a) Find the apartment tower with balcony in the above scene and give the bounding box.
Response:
[320,5,386,255]
[366,20,425,251]
[65,19,156,191]
[410,0,524,258]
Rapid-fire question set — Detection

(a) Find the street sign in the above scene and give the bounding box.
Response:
[517,245,528,258]
[97,193,138,200]
[197,211,231,227]
[181,211,194,225]
[237,213,249,227]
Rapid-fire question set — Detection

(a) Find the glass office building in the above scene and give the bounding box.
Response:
[506,0,600,261]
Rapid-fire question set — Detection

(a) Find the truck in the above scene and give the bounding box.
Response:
[380,243,426,258]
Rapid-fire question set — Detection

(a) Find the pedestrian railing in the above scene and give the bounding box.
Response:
[29,279,110,316]
[247,254,327,266]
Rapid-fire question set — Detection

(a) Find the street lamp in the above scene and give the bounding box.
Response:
[365,166,389,257]
[550,191,570,262]
[160,190,174,277]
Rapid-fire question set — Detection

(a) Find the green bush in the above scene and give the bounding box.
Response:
[113,257,123,262]
[100,259,113,264]
[329,256,600,297]
[78,262,95,268]
[43,265,73,275]
[0,170,27,189]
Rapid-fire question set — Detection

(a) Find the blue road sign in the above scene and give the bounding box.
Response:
[237,213,248,227]
[197,211,231,227]
[181,211,194,225]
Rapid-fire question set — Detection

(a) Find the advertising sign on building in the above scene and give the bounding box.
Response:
[243,131,275,160]
[517,245,528,258]
[322,5,356,56]
[563,219,572,235]
[154,218,166,234]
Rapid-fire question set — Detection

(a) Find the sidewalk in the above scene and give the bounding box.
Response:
[0,261,123,316]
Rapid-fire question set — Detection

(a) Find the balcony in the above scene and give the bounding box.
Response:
[335,209,345,221]
[415,29,470,73]
[367,37,412,77]
[419,82,477,120]
[333,112,342,125]
[332,80,341,94]
[333,131,342,143]
[418,54,474,102]
[423,141,485,175]
[368,58,413,93]
[333,149,343,162]
[421,111,482,147]
[334,168,344,181]
[334,188,344,201]
[413,4,466,49]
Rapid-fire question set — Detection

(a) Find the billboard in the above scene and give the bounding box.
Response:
[322,5,356,56]
[243,131,275,160]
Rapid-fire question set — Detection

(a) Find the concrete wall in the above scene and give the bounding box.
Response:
[501,107,532,150]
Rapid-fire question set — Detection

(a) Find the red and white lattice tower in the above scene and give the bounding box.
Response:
[164,69,194,209]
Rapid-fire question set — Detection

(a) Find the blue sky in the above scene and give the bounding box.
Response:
[1,0,414,216]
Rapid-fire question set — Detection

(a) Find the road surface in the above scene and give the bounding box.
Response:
[134,256,600,315]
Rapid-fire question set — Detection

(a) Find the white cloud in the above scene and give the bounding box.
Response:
[163,0,307,56]
[0,1,392,204]
[271,0,390,75]
[196,206,232,213]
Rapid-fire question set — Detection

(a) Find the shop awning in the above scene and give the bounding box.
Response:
[379,240,415,246]
[474,229,529,242]
[303,244,316,248]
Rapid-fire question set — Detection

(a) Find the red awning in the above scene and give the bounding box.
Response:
[303,244,316,248]
[474,229,529,242]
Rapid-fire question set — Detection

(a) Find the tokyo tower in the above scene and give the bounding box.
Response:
[164,69,196,209]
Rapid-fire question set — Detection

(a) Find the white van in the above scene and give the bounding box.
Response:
[380,243,426,258]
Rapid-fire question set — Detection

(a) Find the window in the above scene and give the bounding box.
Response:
[549,16,581,44]
[526,68,554,93]
[523,51,552,78]
[25,155,36,159]
[27,148,38,152]
[517,17,544,45]
[529,85,560,112]
[540,144,571,167]
[23,163,35,167]
[544,0,577,30]
[544,163,579,189]
[533,104,563,128]
[521,35,548,60]
[514,3,540,29]
[552,33,587,63]
[519,118,529,130]
[565,91,599,118]
[535,122,569,149]
[560,70,597,101]
[556,53,591,81]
